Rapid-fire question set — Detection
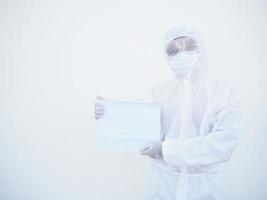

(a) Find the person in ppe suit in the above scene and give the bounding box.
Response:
[95,24,244,200]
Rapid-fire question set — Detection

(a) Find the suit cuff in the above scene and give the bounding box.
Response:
[162,138,186,166]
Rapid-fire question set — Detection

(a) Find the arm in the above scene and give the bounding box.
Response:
[162,87,244,167]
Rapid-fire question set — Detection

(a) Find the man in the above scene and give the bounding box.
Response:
[95,25,244,200]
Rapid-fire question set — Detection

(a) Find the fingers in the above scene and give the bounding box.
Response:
[95,103,105,110]
[150,154,160,159]
[95,114,104,119]
[95,108,105,119]
[95,111,104,119]
[140,142,162,159]
[140,144,152,155]
[96,95,106,100]
[95,100,105,120]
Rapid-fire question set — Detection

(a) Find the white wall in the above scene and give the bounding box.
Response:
[0,0,267,199]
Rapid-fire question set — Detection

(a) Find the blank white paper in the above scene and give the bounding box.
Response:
[96,100,161,151]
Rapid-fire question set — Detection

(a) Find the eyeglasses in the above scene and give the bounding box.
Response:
[166,36,197,57]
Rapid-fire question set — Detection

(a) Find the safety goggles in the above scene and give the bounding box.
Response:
[166,36,198,57]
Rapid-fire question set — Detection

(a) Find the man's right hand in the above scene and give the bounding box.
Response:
[95,96,106,120]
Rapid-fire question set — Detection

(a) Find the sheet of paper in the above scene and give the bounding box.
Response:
[96,100,161,151]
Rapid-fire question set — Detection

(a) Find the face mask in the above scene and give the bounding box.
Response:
[167,51,200,77]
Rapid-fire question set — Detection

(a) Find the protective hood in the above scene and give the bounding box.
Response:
[163,25,207,80]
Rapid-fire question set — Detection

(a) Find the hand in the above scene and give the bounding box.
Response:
[95,96,106,120]
[140,141,163,159]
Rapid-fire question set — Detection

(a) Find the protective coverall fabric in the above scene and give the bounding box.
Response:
[145,25,244,200]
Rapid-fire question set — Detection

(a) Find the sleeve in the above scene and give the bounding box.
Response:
[162,86,245,167]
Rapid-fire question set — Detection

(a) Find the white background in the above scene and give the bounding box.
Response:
[0,0,267,199]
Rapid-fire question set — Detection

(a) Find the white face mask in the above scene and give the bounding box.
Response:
[167,51,200,77]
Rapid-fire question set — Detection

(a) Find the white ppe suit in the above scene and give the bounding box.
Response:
[145,25,244,200]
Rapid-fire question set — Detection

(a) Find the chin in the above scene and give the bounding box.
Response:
[171,68,192,78]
